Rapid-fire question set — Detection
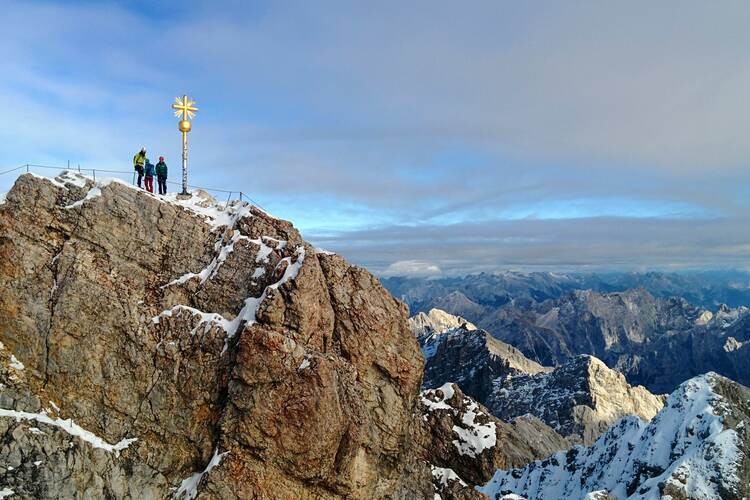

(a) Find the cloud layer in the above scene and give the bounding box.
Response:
[2,1,750,274]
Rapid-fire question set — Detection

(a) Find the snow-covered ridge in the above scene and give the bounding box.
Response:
[478,373,748,499]
[31,170,258,230]
[410,308,477,338]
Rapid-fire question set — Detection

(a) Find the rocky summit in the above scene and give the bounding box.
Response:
[0,172,433,499]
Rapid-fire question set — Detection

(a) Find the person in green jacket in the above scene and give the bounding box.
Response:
[155,156,168,195]
[133,148,146,188]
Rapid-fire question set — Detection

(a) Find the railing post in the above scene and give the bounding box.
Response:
[67,160,70,170]
[26,164,29,173]
[78,164,81,173]
[93,169,96,182]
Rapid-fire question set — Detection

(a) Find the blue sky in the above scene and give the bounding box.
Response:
[3,0,750,275]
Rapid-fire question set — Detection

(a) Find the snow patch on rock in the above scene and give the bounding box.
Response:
[174,448,228,500]
[409,308,477,360]
[421,383,456,413]
[723,336,749,352]
[8,355,23,371]
[0,408,136,455]
[155,245,306,354]
[452,399,496,458]
[431,465,467,487]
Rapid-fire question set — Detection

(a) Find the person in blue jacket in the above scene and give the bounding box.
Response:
[143,159,155,193]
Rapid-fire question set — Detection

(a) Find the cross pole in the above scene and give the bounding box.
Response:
[171,95,198,195]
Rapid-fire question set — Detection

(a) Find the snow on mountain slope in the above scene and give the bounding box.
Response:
[418,383,569,499]
[409,308,477,357]
[409,309,662,447]
[414,322,549,404]
[478,373,750,500]
[488,355,664,445]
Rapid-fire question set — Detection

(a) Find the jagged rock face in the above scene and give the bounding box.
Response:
[480,289,705,365]
[487,355,664,445]
[417,383,568,496]
[493,290,750,393]
[413,319,549,404]
[409,310,663,447]
[611,310,750,394]
[479,373,750,500]
[0,172,431,499]
[413,287,750,394]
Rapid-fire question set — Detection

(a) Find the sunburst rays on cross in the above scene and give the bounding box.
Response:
[172,95,198,121]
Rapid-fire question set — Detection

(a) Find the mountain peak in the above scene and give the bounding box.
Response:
[488,353,664,445]
[0,171,433,498]
[409,308,477,339]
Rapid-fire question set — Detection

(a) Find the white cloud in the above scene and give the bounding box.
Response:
[382,260,442,277]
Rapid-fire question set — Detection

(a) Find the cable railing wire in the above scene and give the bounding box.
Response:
[0,163,266,211]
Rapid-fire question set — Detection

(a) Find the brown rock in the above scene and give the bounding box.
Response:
[0,172,432,498]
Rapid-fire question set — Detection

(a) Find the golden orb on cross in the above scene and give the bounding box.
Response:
[178,120,191,132]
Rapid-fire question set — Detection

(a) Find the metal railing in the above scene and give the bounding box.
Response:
[0,162,266,210]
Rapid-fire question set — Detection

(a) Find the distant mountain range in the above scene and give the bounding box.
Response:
[384,270,750,313]
[393,272,750,393]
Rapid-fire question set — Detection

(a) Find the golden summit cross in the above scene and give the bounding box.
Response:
[171,95,198,196]
[172,95,198,121]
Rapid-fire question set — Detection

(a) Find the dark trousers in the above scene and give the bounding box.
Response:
[157,175,167,195]
[144,176,154,193]
[135,166,144,188]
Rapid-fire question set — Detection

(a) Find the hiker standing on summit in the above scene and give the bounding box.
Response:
[155,156,168,195]
[144,158,155,193]
[133,148,146,188]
